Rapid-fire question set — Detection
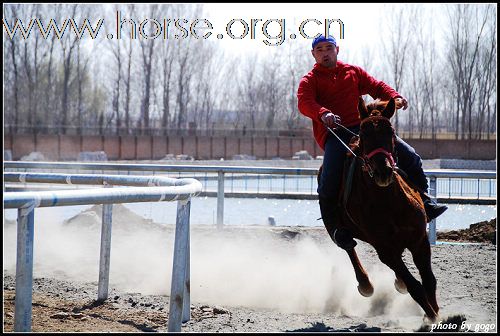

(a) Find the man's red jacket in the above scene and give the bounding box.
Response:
[297,61,402,150]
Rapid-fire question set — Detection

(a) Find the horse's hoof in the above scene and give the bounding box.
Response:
[357,284,374,297]
[423,313,439,324]
[394,278,408,294]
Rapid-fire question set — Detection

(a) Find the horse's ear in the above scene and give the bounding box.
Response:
[358,97,369,120]
[382,98,396,119]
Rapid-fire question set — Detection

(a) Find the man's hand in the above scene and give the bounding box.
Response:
[395,97,408,110]
[321,112,341,128]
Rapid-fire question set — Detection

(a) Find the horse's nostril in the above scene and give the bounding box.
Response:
[373,167,394,187]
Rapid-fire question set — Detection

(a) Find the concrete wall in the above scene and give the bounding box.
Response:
[404,139,496,160]
[4,133,496,161]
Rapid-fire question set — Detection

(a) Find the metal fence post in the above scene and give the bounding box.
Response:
[14,205,35,332]
[98,202,113,301]
[182,222,190,323]
[217,171,224,228]
[168,199,191,332]
[428,176,437,245]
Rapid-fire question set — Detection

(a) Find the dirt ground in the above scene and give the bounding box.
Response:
[3,210,497,333]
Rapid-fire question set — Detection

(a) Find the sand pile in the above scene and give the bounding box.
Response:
[437,218,496,244]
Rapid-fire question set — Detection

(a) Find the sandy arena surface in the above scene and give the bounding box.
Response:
[3,204,497,332]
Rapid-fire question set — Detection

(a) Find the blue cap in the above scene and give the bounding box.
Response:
[312,35,337,49]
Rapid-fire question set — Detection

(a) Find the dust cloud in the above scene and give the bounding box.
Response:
[3,204,422,318]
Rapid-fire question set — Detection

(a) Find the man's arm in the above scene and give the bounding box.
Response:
[297,76,331,123]
[356,66,408,110]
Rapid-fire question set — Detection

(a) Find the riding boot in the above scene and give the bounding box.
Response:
[420,192,448,222]
[319,199,357,250]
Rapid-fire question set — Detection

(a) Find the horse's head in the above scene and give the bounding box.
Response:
[357,97,397,187]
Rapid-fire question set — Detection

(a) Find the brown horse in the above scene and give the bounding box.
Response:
[334,97,439,321]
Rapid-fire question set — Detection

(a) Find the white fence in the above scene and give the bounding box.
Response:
[3,172,202,332]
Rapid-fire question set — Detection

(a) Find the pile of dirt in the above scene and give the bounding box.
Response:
[437,218,496,244]
[62,204,165,232]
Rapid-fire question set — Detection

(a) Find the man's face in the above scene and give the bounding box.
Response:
[311,41,339,68]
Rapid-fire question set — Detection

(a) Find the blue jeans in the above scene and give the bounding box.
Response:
[317,127,428,202]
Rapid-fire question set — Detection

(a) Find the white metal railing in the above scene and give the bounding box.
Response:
[3,172,202,332]
[4,161,497,244]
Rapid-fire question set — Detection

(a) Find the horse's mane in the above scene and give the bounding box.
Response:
[347,135,361,158]
[366,99,390,114]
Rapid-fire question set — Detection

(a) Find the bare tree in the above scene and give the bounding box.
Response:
[158,5,176,134]
[407,49,425,139]
[191,41,226,130]
[284,39,311,130]
[20,4,42,131]
[415,6,442,139]
[43,12,59,132]
[446,4,491,139]
[236,52,262,129]
[137,4,159,134]
[58,4,80,134]
[474,6,496,139]
[111,41,122,134]
[261,51,286,129]
[174,44,190,129]
[124,7,135,135]
[4,5,21,132]
[381,4,416,131]
[358,45,375,76]
[75,33,96,134]
[109,4,124,134]
[208,55,239,130]
[172,5,201,130]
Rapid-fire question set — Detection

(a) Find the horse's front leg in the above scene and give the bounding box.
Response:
[346,248,374,297]
[409,237,439,316]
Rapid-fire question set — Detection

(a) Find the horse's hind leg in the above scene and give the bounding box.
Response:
[410,238,439,315]
[378,252,438,321]
[346,248,374,297]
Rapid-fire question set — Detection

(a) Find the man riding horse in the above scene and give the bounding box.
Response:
[297,35,448,250]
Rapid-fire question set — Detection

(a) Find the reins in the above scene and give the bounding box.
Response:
[326,124,359,158]
[326,125,374,177]
[326,123,364,161]
[325,124,363,228]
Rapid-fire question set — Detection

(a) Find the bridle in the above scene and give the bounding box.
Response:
[365,148,396,167]
[326,119,397,178]
[363,147,396,177]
